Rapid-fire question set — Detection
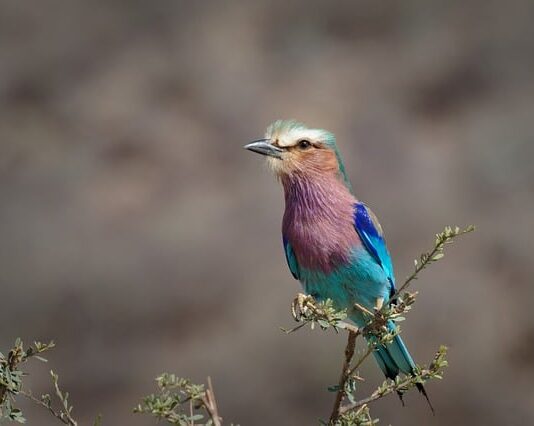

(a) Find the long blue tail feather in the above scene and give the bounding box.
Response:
[371,321,434,413]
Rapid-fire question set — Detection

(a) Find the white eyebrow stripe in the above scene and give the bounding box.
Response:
[276,129,326,147]
[277,138,297,147]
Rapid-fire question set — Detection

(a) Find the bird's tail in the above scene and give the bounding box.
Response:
[370,320,434,413]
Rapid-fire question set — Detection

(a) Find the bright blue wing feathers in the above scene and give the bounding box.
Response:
[353,202,396,295]
[283,236,300,280]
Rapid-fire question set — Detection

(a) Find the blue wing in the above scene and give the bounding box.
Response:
[283,235,300,280]
[353,202,395,296]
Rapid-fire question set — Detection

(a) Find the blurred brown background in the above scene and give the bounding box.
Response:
[1,1,533,425]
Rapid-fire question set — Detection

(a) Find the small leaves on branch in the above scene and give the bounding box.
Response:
[0,339,85,425]
[393,225,475,298]
[21,371,79,426]
[134,374,223,426]
[0,339,56,423]
[329,405,377,426]
[338,345,449,417]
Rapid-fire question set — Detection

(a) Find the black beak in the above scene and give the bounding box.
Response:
[244,139,283,159]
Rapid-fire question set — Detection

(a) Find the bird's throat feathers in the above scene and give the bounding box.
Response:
[282,172,359,273]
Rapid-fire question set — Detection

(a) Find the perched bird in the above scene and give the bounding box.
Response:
[244,120,432,408]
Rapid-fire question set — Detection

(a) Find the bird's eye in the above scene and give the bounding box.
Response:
[297,140,312,149]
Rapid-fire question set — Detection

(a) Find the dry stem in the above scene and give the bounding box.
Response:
[329,331,357,424]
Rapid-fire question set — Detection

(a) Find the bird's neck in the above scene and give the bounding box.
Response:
[281,172,354,222]
[281,171,358,272]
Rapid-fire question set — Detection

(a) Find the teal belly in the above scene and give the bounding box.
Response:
[299,247,391,322]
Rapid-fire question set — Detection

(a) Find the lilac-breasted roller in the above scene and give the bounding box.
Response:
[245,120,431,407]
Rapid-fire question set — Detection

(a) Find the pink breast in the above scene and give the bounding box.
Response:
[282,176,360,273]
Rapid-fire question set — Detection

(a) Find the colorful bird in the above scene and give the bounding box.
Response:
[245,120,432,408]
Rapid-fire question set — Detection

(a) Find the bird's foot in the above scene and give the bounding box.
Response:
[291,293,315,322]
[375,297,384,311]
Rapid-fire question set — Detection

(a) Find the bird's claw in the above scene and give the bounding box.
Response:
[374,297,384,312]
[291,293,314,322]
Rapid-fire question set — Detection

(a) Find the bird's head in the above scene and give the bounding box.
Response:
[244,120,351,189]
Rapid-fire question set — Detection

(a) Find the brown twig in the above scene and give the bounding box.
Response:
[203,376,222,426]
[20,390,77,426]
[50,371,78,426]
[329,340,376,424]
[347,344,375,379]
[339,369,430,415]
[390,249,437,302]
[390,225,474,301]
[329,331,357,424]
[334,321,361,335]
[189,399,194,425]
[339,390,385,415]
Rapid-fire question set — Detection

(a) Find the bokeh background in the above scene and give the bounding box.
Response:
[1,1,533,425]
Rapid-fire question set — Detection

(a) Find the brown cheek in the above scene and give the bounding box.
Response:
[284,153,301,173]
[302,150,338,172]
